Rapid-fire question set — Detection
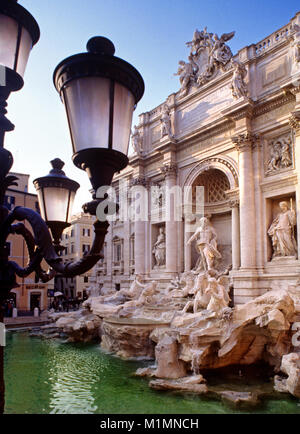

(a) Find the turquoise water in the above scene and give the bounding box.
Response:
[4,332,300,414]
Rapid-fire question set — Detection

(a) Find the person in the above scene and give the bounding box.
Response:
[153,227,166,267]
[187,217,221,271]
[268,201,297,258]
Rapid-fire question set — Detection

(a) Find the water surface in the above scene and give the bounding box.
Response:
[4,332,300,414]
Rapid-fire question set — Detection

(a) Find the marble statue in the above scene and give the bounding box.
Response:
[230,60,248,99]
[131,125,143,156]
[160,104,175,140]
[174,60,194,96]
[96,274,146,304]
[268,201,297,258]
[209,32,235,69]
[167,272,194,298]
[176,27,235,93]
[291,24,300,68]
[266,136,292,174]
[117,281,159,317]
[187,217,221,271]
[181,273,230,316]
[153,227,166,267]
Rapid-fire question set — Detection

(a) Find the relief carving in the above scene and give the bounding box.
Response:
[266,134,293,175]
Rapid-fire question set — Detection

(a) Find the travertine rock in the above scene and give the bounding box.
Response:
[154,334,187,379]
[50,310,101,343]
[274,353,300,398]
[100,321,156,359]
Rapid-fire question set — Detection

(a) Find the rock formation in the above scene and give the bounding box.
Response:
[47,270,300,404]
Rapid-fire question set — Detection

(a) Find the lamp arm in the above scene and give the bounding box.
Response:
[10,222,47,281]
[4,207,108,281]
[4,206,61,264]
[47,220,109,277]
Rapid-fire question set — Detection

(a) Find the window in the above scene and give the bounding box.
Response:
[71,229,74,237]
[84,276,89,283]
[82,244,90,253]
[82,228,91,237]
[71,244,75,254]
[115,284,121,292]
[65,246,68,255]
[113,237,123,263]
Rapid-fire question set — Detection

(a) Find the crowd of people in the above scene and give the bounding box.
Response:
[49,295,87,313]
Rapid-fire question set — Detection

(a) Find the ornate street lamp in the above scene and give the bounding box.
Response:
[0,0,40,141]
[33,159,80,250]
[0,2,144,413]
[0,0,40,416]
[53,36,144,214]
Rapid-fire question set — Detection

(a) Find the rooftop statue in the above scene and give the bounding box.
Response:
[131,125,144,156]
[291,24,300,72]
[230,60,248,99]
[176,27,235,95]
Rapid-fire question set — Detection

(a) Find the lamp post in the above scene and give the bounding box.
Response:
[0,4,144,414]
[0,0,40,415]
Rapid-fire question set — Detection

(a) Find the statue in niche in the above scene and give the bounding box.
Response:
[153,227,166,267]
[131,125,143,156]
[230,60,248,99]
[268,201,297,258]
[187,217,221,271]
[266,136,293,174]
[160,104,175,141]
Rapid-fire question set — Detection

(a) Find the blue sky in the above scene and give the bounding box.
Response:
[5,0,300,213]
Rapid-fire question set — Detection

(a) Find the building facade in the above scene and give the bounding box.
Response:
[57,212,95,299]
[5,173,53,312]
[96,12,300,304]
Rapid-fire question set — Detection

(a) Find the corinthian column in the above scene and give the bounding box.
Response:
[232,133,257,269]
[132,177,148,275]
[162,164,178,273]
[229,200,240,270]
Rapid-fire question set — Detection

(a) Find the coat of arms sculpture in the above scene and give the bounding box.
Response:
[175,27,235,96]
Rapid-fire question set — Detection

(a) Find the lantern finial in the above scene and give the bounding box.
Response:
[86,37,115,56]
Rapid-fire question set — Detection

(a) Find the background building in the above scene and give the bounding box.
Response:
[5,172,54,313]
[56,212,95,299]
[95,11,300,305]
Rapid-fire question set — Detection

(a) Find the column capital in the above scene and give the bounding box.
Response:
[232,132,259,152]
[130,176,148,188]
[229,199,240,209]
[289,110,300,133]
[161,163,177,179]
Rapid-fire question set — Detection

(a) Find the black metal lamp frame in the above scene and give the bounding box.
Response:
[0,3,144,415]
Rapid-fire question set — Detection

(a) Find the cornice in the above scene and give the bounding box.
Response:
[253,91,295,118]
